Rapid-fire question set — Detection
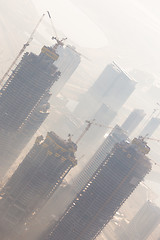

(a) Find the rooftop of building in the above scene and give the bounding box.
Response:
[112,61,137,85]
[131,137,150,155]
[46,131,77,153]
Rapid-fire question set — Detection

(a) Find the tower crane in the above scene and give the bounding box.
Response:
[143,103,160,125]
[146,137,160,142]
[47,11,67,49]
[75,120,160,145]
[47,11,89,60]
[75,119,113,144]
[0,14,45,86]
[143,133,160,143]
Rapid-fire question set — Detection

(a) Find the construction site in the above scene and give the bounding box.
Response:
[0,13,71,179]
[39,137,151,240]
[0,5,160,240]
[0,131,77,239]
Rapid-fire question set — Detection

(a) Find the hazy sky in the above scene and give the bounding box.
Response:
[1,0,160,79]
[32,0,160,79]
[32,0,108,48]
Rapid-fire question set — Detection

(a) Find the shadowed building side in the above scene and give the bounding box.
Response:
[40,137,151,240]
[0,47,59,132]
[73,125,128,193]
[0,91,51,176]
[0,45,61,178]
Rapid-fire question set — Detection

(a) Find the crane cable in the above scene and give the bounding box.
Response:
[47,11,58,39]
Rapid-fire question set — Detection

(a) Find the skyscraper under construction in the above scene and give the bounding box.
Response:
[0,45,60,177]
[0,131,77,239]
[40,137,151,240]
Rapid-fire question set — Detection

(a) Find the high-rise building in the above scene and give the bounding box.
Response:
[74,62,136,121]
[0,132,77,239]
[121,109,146,135]
[73,125,128,193]
[0,91,51,174]
[89,62,136,111]
[0,45,60,177]
[0,46,59,131]
[140,117,160,138]
[18,91,51,141]
[117,201,160,240]
[51,45,81,97]
[40,137,151,240]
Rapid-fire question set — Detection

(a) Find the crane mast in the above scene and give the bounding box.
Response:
[75,120,95,144]
[0,14,45,86]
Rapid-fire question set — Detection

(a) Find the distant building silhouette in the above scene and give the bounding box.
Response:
[117,201,160,240]
[140,117,160,138]
[0,46,60,177]
[40,137,151,240]
[74,62,136,121]
[0,132,77,239]
[93,104,116,126]
[121,109,146,135]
